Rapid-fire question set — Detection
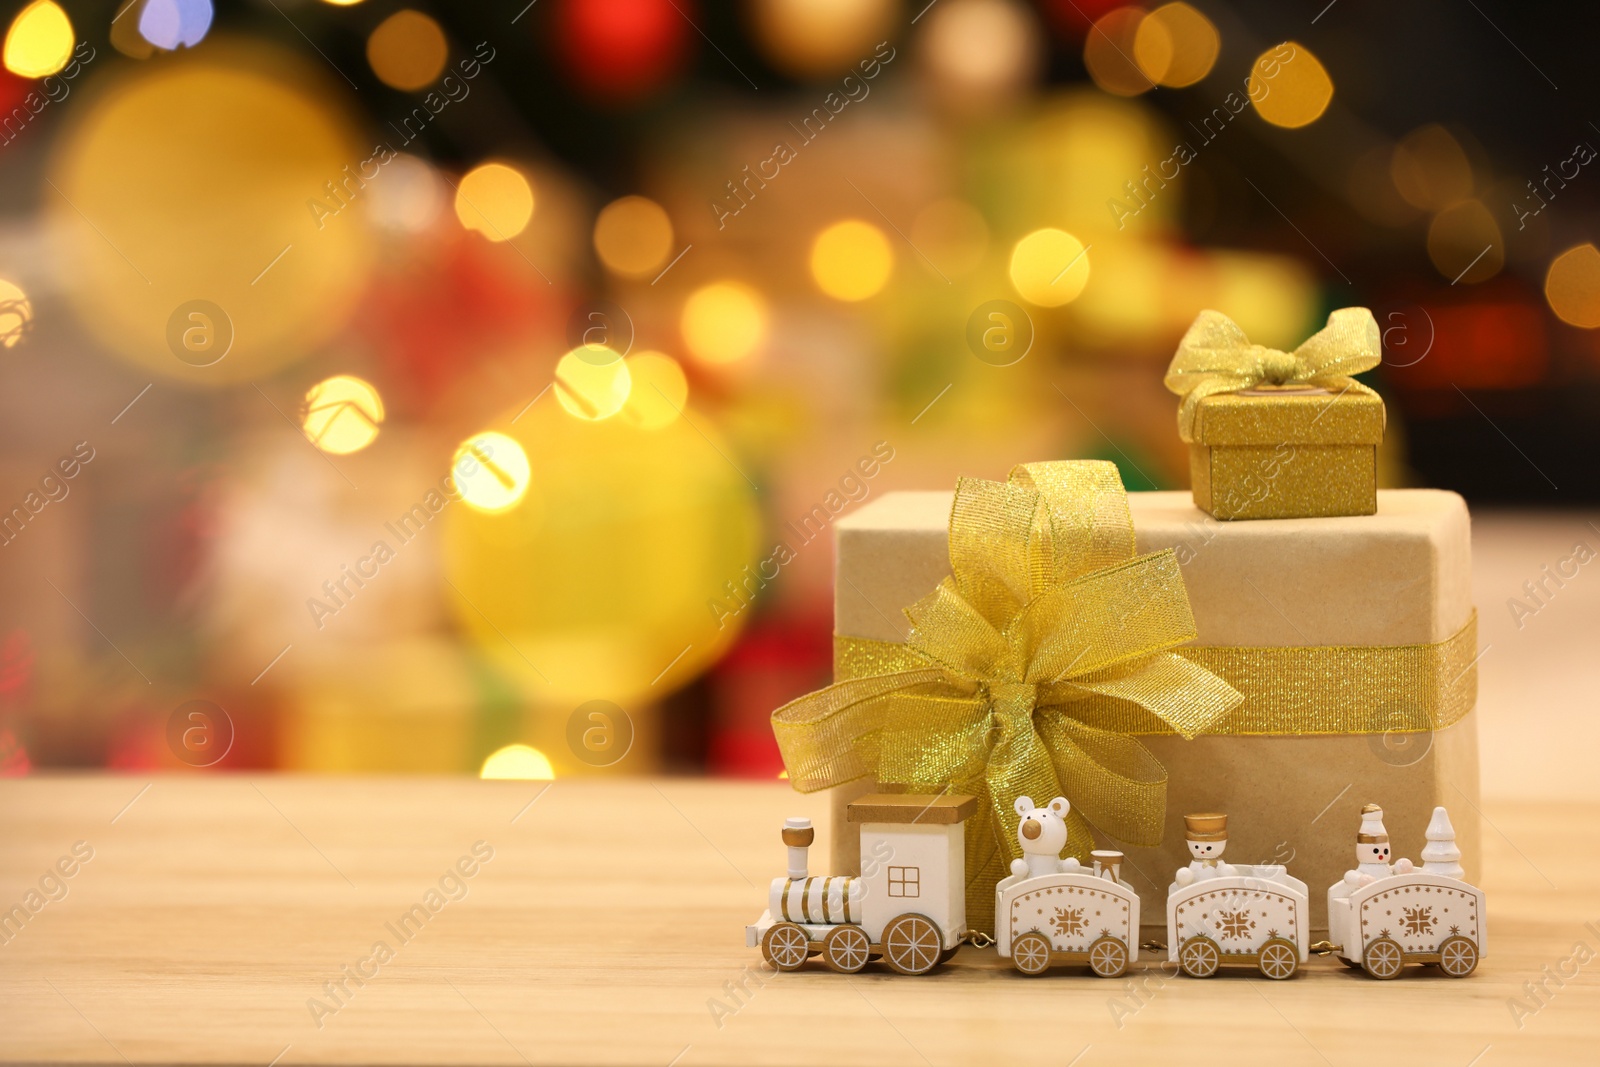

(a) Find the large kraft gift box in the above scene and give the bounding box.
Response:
[822,487,1478,936]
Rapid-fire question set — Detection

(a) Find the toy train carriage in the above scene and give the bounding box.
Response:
[996,852,1140,978]
[746,794,977,976]
[1167,866,1310,979]
[1329,872,1485,979]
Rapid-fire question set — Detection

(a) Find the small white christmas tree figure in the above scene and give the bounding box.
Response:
[1420,805,1464,878]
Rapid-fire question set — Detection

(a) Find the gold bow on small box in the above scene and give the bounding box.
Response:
[1163,308,1386,519]
[772,461,1242,931]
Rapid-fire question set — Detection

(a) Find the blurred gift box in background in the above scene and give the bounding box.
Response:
[0,0,1595,779]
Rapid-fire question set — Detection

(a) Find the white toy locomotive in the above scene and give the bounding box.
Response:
[749,793,1484,981]
[745,793,977,975]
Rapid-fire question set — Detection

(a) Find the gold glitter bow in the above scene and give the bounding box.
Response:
[771,461,1242,926]
[1164,307,1382,442]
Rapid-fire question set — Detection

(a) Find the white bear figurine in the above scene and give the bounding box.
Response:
[1009,796,1081,880]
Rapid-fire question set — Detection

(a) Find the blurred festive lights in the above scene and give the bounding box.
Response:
[810,219,893,301]
[619,351,688,430]
[321,0,365,5]
[682,282,766,364]
[1390,125,1474,211]
[49,51,373,384]
[0,278,31,348]
[366,153,445,233]
[480,743,555,779]
[442,397,761,704]
[593,195,673,278]
[921,0,1040,110]
[555,346,633,421]
[910,199,989,278]
[1009,228,1090,307]
[1427,199,1502,284]
[1545,244,1600,328]
[303,375,384,455]
[1249,42,1332,128]
[454,162,535,242]
[4,1,73,77]
[748,0,897,78]
[454,431,532,513]
[138,0,213,51]
[554,0,691,103]
[366,10,447,91]
[1083,7,1152,97]
[1132,3,1218,88]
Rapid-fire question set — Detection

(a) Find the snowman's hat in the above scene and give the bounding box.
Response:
[1184,813,1228,842]
[1356,803,1389,843]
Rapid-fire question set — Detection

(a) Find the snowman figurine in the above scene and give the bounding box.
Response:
[1340,803,1414,891]
[1174,812,1236,886]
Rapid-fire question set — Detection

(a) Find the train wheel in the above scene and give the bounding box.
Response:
[1011,932,1052,976]
[1179,935,1220,978]
[822,925,871,974]
[1258,938,1299,980]
[762,922,810,972]
[1438,935,1479,978]
[1088,936,1129,979]
[882,913,943,976]
[1363,936,1404,980]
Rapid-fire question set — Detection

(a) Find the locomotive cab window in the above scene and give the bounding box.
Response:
[887,866,920,898]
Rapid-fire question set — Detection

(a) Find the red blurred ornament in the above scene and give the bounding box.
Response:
[357,226,559,415]
[1040,0,1128,41]
[553,0,692,103]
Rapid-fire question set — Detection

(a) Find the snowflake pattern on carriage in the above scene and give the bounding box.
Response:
[1166,875,1309,979]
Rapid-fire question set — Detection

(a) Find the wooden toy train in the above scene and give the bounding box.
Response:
[746,794,1484,980]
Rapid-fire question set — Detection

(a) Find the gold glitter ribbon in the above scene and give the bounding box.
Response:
[834,610,1478,737]
[1164,307,1383,442]
[771,461,1244,930]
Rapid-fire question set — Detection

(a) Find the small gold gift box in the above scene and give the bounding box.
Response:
[1166,308,1386,521]
[1189,384,1385,520]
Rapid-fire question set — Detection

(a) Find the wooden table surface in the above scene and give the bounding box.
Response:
[0,775,1597,1067]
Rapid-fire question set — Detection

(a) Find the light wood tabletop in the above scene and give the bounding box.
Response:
[0,775,1597,1067]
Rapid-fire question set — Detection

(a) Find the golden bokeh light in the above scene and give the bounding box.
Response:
[910,199,989,278]
[682,282,766,364]
[0,278,32,349]
[480,743,555,779]
[453,431,532,514]
[4,0,73,78]
[921,0,1040,110]
[555,346,633,422]
[454,162,535,242]
[1084,7,1153,97]
[1250,42,1333,128]
[48,48,373,385]
[1009,228,1091,307]
[321,0,365,5]
[748,0,898,78]
[303,375,384,455]
[1133,3,1219,88]
[443,397,761,705]
[1427,199,1502,284]
[366,10,447,91]
[620,351,689,430]
[1391,125,1474,211]
[593,196,674,278]
[810,219,893,301]
[1545,244,1600,328]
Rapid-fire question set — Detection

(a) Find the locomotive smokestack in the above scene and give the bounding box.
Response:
[781,817,814,880]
